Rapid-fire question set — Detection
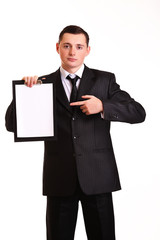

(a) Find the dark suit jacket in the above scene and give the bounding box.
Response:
[5,66,146,196]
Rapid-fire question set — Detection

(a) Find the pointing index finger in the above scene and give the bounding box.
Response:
[70,100,86,106]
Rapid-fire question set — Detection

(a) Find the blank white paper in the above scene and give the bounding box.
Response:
[15,83,54,138]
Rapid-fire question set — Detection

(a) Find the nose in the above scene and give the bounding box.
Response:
[69,46,76,56]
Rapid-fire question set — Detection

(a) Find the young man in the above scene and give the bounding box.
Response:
[5,25,146,240]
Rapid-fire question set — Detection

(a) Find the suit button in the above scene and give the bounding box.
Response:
[73,136,79,139]
[113,114,118,119]
[72,117,75,121]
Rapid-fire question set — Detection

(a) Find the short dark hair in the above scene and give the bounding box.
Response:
[59,25,90,46]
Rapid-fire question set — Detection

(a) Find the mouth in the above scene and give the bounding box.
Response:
[67,58,77,62]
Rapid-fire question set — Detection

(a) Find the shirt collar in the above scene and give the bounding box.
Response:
[60,64,84,79]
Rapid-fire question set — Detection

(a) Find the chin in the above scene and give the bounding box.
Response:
[67,63,78,69]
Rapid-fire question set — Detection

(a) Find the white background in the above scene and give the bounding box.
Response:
[0,0,160,239]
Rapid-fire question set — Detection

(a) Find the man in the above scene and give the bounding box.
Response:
[5,25,146,240]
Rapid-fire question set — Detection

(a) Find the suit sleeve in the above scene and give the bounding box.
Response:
[5,101,14,132]
[103,74,146,124]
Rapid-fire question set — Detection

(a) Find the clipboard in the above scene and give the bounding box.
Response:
[12,79,56,142]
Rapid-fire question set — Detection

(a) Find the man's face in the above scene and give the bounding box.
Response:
[56,33,90,73]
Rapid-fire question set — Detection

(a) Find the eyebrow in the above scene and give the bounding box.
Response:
[77,44,85,47]
[63,43,85,46]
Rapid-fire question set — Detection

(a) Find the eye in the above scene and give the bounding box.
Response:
[77,45,83,50]
[64,44,70,49]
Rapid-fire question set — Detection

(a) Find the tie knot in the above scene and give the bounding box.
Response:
[66,75,79,86]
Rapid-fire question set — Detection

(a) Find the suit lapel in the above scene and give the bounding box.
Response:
[51,69,72,113]
[77,66,96,100]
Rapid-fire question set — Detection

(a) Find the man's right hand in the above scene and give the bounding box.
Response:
[22,76,39,88]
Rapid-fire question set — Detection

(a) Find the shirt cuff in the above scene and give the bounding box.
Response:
[100,112,104,119]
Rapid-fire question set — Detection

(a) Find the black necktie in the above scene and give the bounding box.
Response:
[66,75,79,103]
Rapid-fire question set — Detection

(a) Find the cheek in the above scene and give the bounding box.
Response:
[59,51,66,59]
[79,53,86,61]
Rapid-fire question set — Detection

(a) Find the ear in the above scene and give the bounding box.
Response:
[86,46,91,56]
[56,43,60,54]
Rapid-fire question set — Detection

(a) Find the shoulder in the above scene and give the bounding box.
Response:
[38,69,60,82]
[85,65,115,79]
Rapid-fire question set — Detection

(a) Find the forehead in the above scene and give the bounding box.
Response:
[60,33,87,45]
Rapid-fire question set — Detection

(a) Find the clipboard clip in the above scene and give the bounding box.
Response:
[37,79,42,84]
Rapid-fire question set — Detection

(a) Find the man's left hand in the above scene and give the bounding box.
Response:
[70,95,103,115]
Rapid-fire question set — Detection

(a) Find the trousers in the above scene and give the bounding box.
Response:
[46,182,116,240]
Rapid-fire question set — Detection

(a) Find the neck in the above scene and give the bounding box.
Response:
[61,64,83,74]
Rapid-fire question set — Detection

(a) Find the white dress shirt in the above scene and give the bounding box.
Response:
[60,64,84,102]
